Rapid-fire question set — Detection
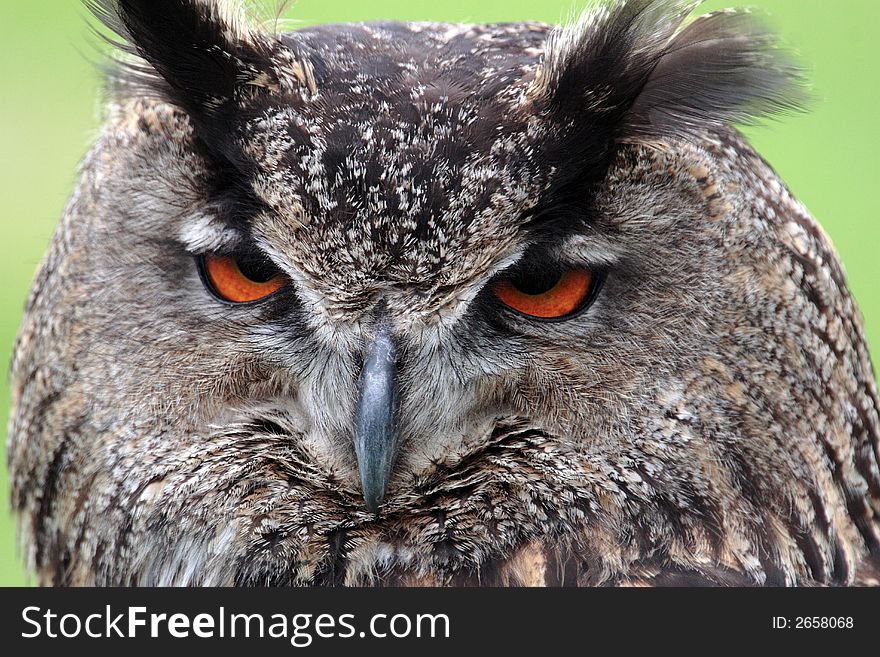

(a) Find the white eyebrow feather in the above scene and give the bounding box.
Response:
[177,212,244,253]
[561,232,624,268]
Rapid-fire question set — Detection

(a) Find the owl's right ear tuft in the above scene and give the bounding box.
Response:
[531,0,807,144]
[87,0,283,155]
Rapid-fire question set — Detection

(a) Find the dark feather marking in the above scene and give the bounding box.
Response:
[630,562,761,586]
[310,529,349,586]
[66,468,102,584]
[791,523,828,583]
[854,389,880,497]
[831,536,851,584]
[248,417,288,436]
[50,549,73,587]
[14,376,63,511]
[33,438,70,570]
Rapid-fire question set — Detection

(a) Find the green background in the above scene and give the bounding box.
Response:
[0,0,877,586]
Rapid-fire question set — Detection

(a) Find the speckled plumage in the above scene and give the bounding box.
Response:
[7,0,880,586]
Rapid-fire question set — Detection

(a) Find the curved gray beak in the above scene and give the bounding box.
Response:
[353,319,398,513]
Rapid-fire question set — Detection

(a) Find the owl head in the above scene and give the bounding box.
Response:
[8,0,879,586]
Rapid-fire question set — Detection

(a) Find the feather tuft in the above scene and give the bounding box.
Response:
[531,0,807,142]
[85,0,284,121]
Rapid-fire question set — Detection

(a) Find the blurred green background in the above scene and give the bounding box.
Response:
[0,0,877,586]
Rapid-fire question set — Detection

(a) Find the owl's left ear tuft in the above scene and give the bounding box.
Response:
[531,0,807,144]
[87,0,286,156]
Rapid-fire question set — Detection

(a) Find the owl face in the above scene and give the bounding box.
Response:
[9,0,879,586]
[95,18,626,517]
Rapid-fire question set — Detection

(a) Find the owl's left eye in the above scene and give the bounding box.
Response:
[200,253,287,304]
[494,266,598,320]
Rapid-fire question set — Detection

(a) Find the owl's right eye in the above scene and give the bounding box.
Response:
[200,253,287,304]
[493,266,599,320]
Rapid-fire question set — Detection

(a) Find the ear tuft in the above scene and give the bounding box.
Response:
[531,0,807,142]
[86,0,282,126]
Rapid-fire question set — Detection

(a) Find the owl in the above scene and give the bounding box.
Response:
[6,0,880,587]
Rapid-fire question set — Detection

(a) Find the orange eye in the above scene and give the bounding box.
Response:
[494,268,594,319]
[202,254,286,303]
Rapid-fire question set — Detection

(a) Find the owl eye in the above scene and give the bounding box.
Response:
[494,267,596,320]
[201,253,286,304]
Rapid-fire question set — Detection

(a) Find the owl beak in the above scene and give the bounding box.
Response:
[354,319,398,513]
